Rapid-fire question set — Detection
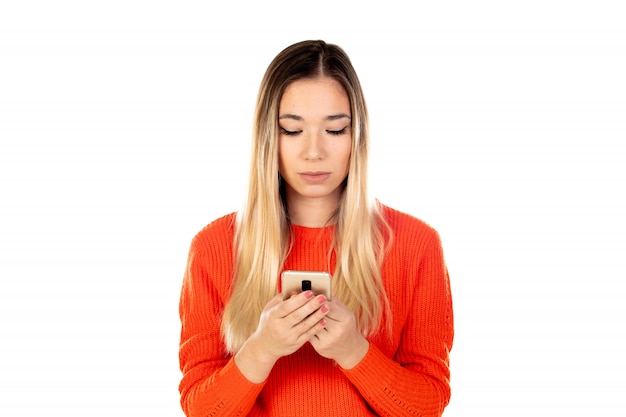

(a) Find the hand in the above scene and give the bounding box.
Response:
[235,291,329,382]
[309,298,369,370]
[252,291,330,358]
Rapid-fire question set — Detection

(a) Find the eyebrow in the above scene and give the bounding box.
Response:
[278,113,351,121]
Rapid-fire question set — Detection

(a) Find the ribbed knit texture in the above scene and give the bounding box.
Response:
[179,205,453,417]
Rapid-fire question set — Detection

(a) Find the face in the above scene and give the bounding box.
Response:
[277,77,352,209]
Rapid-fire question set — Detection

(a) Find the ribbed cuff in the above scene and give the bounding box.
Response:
[215,358,266,413]
[221,356,267,390]
[341,342,393,386]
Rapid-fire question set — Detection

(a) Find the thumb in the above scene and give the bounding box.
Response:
[264,293,284,309]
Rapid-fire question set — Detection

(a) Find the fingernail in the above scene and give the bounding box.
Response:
[304,291,314,299]
[321,305,329,313]
[317,295,326,304]
[320,319,327,326]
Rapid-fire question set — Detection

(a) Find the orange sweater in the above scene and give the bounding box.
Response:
[179,205,453,416]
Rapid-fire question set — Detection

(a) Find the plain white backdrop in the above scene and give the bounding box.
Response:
[1,1,625,416]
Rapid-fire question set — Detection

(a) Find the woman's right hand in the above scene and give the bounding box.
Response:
[234,291,329,383]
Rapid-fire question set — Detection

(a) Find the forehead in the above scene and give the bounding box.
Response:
[279,77,350,117]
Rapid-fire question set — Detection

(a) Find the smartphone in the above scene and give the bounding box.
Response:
[281,270,332,300]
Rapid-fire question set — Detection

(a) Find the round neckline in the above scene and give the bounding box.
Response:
[291,223,335,240]
[291,223,334,231]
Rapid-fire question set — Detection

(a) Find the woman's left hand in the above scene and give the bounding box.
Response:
[309,298,370,370]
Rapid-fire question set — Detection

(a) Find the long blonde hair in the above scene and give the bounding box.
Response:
[221,40,391,353]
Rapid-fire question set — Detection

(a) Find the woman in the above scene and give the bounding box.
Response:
[178,40,453,417]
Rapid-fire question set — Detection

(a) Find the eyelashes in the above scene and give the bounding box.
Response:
[280,127,301,136]
[279,126,349,136]
[327,127,348,136]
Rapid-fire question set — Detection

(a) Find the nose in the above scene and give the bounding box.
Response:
[303,130,325,160]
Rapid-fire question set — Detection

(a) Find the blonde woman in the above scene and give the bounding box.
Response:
[178,40,454,417]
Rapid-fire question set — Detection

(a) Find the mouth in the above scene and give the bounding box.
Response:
[298,171,331,183]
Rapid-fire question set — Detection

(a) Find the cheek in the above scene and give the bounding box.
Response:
[277,154,286,175]
[338,141,352,170]
[277,141,292,174]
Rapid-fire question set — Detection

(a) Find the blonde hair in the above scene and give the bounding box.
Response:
[221,40,391,353]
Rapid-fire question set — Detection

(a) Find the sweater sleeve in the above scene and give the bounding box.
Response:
[178,229,266,417]
[341,230,454,417]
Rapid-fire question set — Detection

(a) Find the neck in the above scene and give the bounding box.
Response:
[285,191,341,228]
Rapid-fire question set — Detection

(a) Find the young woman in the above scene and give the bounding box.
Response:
[178,40,454,417]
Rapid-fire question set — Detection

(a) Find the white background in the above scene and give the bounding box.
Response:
[1,1,625,416]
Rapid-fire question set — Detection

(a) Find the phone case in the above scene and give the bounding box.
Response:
[281,270,332,300]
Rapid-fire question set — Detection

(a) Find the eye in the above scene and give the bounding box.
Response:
[326,126,348,136]
[280,127,301,136]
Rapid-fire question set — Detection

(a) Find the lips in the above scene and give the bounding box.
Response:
[299,171,331,183]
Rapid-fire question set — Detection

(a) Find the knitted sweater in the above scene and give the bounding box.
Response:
[179,205,453,417]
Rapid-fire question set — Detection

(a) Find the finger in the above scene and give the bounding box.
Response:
[275,291,314,318]
[322,299,351,321]
[284,289,299,299]
[302,316,328,342]
[265,293,284,308]
[289,294,328,325]
[294,302,329,337]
